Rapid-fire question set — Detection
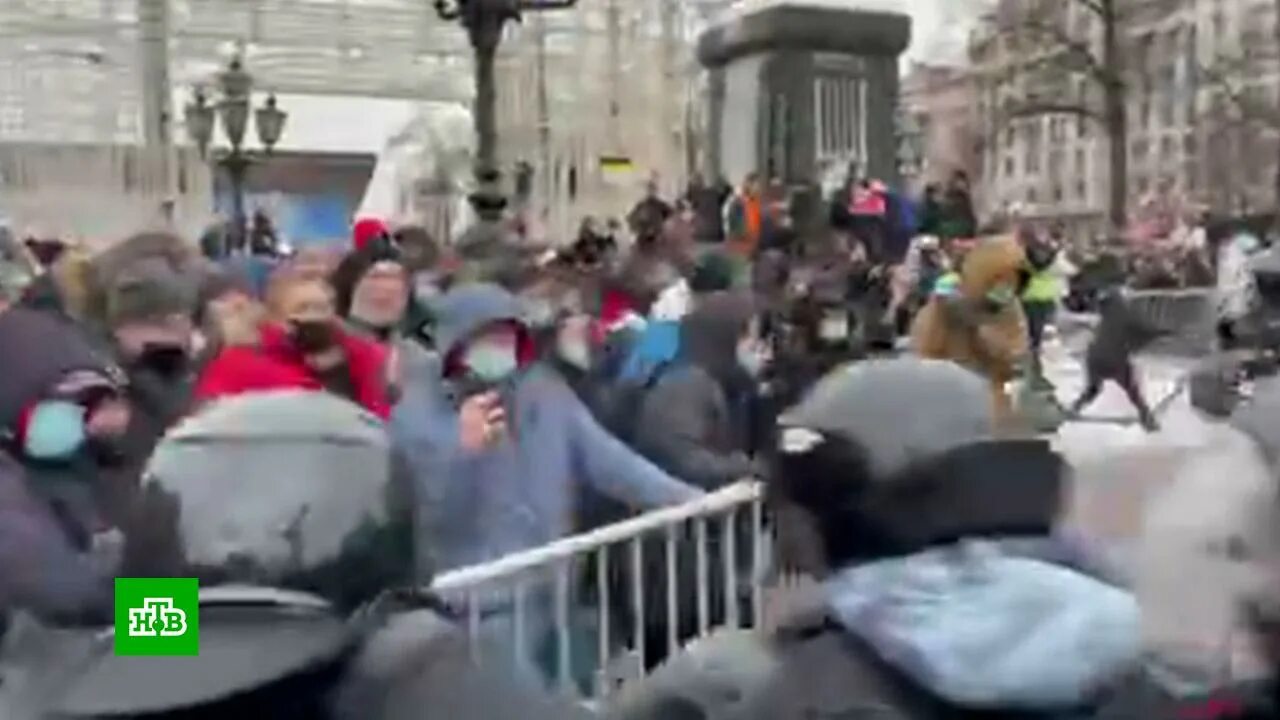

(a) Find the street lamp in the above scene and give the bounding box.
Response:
[433,0,578,222]
[185,56,288,255]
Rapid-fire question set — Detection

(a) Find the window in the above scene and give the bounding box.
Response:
[1131,138,1149,161]
[1076,148,1087,173]
[1077,116,1088,138]
[1160,136,1175,158]
[1005,156,1015,177]
[1025,123,1042,173]
[1053,185,1064,203]
[1184,133,1198,156]
[1028,188,1039,203]
[813,75,866,163]
[1005,126,1016,148]
[1076,180,1087,200]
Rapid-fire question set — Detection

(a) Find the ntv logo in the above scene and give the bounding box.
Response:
[127,598,188,637]
[115,578,199,656]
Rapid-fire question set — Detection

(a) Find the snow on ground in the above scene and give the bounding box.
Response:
[1040,336,1226,464]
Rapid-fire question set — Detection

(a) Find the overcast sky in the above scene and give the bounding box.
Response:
[265,0,993,154]
[902,0,990,65]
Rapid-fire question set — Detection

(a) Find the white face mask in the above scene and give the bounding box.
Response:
[463,343,519,382]
[736,340,769,377]
[557,336,592,370]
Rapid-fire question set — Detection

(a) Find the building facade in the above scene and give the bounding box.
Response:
[968,0,1280,244]
[900,62,980,196]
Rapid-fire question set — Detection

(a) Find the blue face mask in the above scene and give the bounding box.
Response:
[463,343,519,383]
[23,400,88,460]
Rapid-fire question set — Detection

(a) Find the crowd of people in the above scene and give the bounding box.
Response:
[0,166,1276,718]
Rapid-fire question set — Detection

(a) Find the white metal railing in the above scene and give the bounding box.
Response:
[430,480,767,699]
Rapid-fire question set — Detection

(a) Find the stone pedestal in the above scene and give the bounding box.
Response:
[696,4,911,191]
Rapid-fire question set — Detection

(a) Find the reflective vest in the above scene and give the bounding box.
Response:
[1021,270,1061,303]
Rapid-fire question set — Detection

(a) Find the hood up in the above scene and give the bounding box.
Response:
[428,283,534,377]
[678,291,754,380]
[825,540,1141,710]
[958,235,1026,300]
[0,309,120,430]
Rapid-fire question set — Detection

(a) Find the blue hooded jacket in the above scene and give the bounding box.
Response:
[391,284,702,575]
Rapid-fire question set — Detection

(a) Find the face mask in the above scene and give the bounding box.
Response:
[22,400,87,460]
[463,343,519,383]
[136,344,189,379]
[736,342,768,377]
[290,319,336,354]
[986,285,1016,306]
[557,337,592,370]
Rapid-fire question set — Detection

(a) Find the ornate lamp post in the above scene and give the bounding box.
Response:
[185,57,288,254]
[433,0,577,221]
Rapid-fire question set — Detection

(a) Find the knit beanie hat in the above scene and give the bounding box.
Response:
[331,241,407,319]
[352,217,390,252]
[105,257,199,328]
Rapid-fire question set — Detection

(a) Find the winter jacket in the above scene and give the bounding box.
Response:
[686,182,731,243]
[0,312,126,625]
[193,322,391,419]
[390,284,700,574]
[725,192,763,258]
[634,293,757,490]
[1085,291,1164,376]
[911,236,1029,420]
[0,452,114,624]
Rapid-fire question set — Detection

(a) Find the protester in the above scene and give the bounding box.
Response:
[911,235,1029,422]
[940,169,978,240]
[0,309,129,624]
[725,172,764,259]
[392,282,699,568]
[331,239,411,344]
[1068,287,1164,432]
[193,269,392,418]
[685,172,731,244]
[634,291,762,489]
[627,178,673,244]
[96,257,201,527]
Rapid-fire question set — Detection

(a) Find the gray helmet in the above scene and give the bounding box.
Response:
[21,392,415,718]
[130,390,415,609]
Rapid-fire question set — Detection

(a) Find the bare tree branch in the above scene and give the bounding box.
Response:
[1198,56,1280,129]
[1015,16,1111,85]
[1069,0,1106,20]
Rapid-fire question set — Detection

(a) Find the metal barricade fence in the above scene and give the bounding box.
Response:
[429,481,768,700]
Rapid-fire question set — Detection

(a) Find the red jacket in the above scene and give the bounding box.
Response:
[193,322,391,419]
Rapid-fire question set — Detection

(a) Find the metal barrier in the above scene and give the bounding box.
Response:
[1125,288,1216,356]
[430,481,767,699]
